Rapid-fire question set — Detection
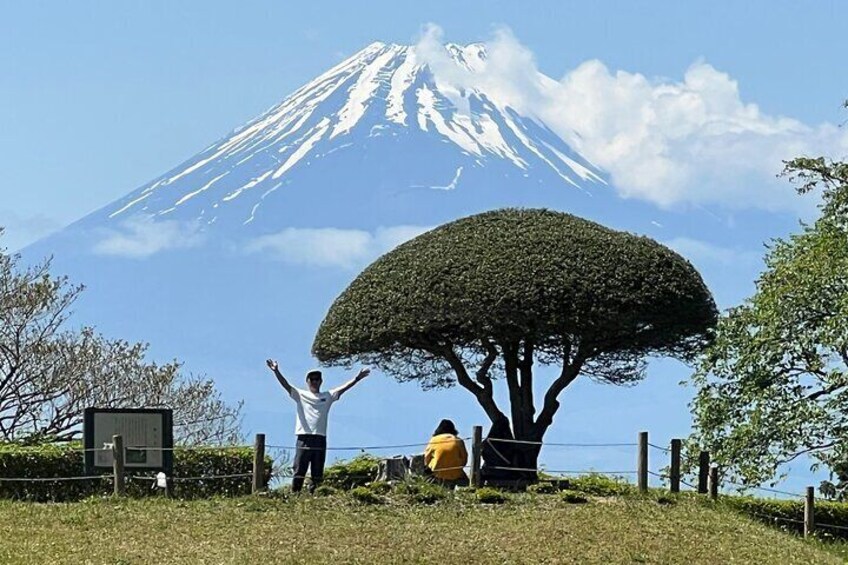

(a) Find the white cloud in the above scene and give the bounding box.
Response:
[416,25,848,212]
[93,216,205,258]
[0,210,62,252]
[415,24,546,117]
[245,225,432,268]
[664,237,762,266]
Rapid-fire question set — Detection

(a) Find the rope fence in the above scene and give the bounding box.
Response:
[486,437,637,448]
[141,473,253,482]
[648,442,671,453]
[266,436,471,452]
[0,475,111,482]
[723,480,807,499]
[0,427,842,540]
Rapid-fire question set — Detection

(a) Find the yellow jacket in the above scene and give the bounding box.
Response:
[424,433,468,480]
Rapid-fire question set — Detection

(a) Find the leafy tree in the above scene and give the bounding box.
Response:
[0,230,242,445]
[688,153,848,492]
[313,209,716,468]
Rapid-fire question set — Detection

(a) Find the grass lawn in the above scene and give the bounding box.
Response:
[0,491,842,564]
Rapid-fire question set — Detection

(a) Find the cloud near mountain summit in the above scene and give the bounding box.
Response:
[417,24,847,211]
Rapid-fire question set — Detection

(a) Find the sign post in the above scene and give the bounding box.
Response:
[84,408,174,478]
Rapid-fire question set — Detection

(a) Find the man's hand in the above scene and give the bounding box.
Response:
[334,368,371,399]
[266,359,292,393]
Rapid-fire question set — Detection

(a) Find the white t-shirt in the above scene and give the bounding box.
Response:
[289,387,342,436]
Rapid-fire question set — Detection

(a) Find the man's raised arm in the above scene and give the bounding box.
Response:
[332,368,370,399]
[266,359,294,394]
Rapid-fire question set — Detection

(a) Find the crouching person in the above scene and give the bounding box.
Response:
[424,419,469,488]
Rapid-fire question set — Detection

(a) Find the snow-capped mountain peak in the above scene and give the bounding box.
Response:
[96,41,605,231]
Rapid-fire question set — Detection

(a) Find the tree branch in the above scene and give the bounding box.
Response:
[534,346,589,436]
[436,342,506,424]
[475,338,498,394]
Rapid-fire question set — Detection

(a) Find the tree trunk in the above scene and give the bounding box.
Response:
[510,428,542,481]
[449,342,586,478]
[504,343,534,440]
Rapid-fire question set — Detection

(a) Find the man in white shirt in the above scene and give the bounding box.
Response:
[266,359,370,493]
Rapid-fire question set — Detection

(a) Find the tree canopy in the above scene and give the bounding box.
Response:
[314,208,716,451]
[689,154,848,494]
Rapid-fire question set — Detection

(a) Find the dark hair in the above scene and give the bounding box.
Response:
[433,419,459,436]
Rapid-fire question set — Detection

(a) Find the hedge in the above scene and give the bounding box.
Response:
[0,443,272,502]
[322,455,379,490]
[720,495,848,538]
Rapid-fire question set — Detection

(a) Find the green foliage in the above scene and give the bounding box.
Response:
[689,155,848,485]
[0,443,271,502]
[561,491,589,504]
[313,485,339,497]
[401,479,449,505]
[322,455,379,490]
[412,484,448,505]
[720,496,848,539]
[366,480,391,495]
[172,447,271,499]
[528,482,559,495]
[0,443,110,502]
[314,208,716,389]
[476,487,507,504]
[350,486,384,505]
[568,474,634,497]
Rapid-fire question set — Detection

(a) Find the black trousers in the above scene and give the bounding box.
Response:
[292,434,327,492]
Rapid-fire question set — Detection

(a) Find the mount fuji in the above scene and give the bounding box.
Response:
[67,41,606,237]
[25,41,716,460]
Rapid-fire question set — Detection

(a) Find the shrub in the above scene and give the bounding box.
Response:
[350,486,384,505]
[367,481,391,495]
[410,483,448,505]
[323,455,379,490]
[0,443,271,502]
[476,487,507,504]
[561,491,589,504]
[528,482,559,495]
[720,496,848,539]
[313,485,339,497]
[393,476,443,502]
[569,474,633,497]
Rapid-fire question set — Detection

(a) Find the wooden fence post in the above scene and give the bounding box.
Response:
[805,486,816,538]
[112,434,125,496]
[471,425,482,488]
[669,439,681,494]
[708,465,719,500]
[637,431,648,493]
[698,451,710,494]
[252,433,266,494]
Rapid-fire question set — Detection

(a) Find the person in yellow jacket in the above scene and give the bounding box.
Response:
[424,419,469,486]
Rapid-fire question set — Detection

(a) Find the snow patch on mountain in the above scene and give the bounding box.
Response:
[93,41,605,232]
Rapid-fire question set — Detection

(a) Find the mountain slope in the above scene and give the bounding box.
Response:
[71,42,604,236]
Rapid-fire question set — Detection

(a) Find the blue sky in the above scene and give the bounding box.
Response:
[3,2,848,490]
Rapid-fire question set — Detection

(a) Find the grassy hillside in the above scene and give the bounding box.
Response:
[0,490,842,564]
